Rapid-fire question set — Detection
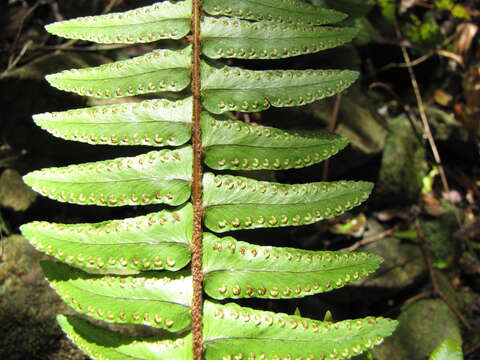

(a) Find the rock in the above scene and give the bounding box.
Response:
[0,235,87,360]
[360,219,426,291]
[374,115,428,207]
[420,210,461,268]
[316,220,426,305]
[426,106,478,164]
[0,169,37,211]
[307,85,388,155]
[426,106,469,143]
[373,299,462,360]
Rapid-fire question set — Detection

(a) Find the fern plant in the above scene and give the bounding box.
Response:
[21,0,397,359]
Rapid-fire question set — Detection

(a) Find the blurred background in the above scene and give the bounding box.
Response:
[0,0,479,359]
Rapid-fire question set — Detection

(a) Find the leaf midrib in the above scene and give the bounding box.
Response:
[202,78,343,92]
[56,67,190,82]
[57,281,191,308]
[203,143,338,150]
[204,335,360,344]
[58,18,188,30]
[204,190,358,207]
[39,120,192,125]
[37,235,190,247]
[204,264,370,275]
[34,177,190,184]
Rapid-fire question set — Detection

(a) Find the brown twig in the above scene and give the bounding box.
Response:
[403,290,435,306]
[102,0,120,14]
[340,225,399,252]
[379,52,434,72]
[378,47,463,73]
[322,93,343,181]
[465,342,480,357]
[415,223,473,330]
[394,21,450,194]
[414,1,435,9]
[5,2,40,73]
[6,40,32,72]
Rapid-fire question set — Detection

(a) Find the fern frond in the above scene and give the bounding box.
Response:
[202,17,358,59]
[201,114,349,170]
[203,173,373,232]
[43,262,192,332]
[23,147,192,206]
[201,62,358,114]
[204,301,398,360]
[57,315,191,360]
[203,233,382,299]
[33,98,192,146]
[22,1,398,358]
[46,47,192,98]
[45,0,192,43]
[20,204,192,271]
[203,0,347,25]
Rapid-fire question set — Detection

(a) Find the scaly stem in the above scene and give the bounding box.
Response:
[191,0,204,359]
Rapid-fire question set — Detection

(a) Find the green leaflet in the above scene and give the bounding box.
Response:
[201,62,358,114]
[203,0,346,25]
[45,0,192,44]
[20,204,192,271]
[201,113,349,170]
[203,173,373,232]
[44,262,192,332]
[201,16,358,59]
[58,315,192,360]
[204,301,398,360]
[203,233,382,299]
[23,147,192,207]
[33,98,192,147]
[46,47,191,98]
[428,338,463,360]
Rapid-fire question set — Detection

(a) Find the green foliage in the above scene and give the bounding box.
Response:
[21,0,397,359]
[202,174,373,232]
[404,14,441,45]
[33,98,193,147]
[201,63,358,114]
[378,0,396,23]
[428,338,463,360]
[45,47,192,98]
[201,115,350,170]
[203,0,347,24]
[435,0,471,20]
[202,233,383,299]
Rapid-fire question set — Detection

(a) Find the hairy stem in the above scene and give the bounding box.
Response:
[191,0,204,359]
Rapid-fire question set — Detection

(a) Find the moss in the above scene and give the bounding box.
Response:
[421,210,460,267]
[375,116,428,207]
